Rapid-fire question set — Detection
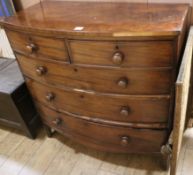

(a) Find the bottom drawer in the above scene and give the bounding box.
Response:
[37,103,168,153]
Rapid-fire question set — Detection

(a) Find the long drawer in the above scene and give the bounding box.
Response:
[17,54,173,95]
[6,30,69,62]
[37,103,168,153]
[26,78,170,125]
[69,40,174,67]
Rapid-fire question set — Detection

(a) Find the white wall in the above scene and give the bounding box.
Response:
[0,28,15,59]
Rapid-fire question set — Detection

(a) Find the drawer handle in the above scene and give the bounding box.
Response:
[112,51,124,65]
[121,136,130,146]
[26,43,38,53]
[52,118,62,126]
[46,92,55,101]
[117,77,128,88]
[36,66,47,76]
[120,106,130,116]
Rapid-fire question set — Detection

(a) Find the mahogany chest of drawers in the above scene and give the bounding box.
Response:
[0,1,191,173]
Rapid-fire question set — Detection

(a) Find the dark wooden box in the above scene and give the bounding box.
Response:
[0,58,40,138]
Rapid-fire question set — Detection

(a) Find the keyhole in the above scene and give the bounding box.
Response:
[115,45,119,50]
[80,94,84,99]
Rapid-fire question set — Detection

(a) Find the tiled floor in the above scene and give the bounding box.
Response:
[0,125,192,175]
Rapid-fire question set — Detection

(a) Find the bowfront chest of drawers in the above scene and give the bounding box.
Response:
[0,1,190,171]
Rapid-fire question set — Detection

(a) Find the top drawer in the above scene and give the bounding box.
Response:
[6,30,69,62]
[69,40,174,67]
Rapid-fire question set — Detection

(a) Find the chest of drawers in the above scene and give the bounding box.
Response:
[0,1,191,174]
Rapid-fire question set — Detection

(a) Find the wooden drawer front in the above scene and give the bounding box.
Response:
[69,40,174,67]
[38,104,167,153]
[6,30,68,61]
[17,54,173,95]
[27,79,170,124]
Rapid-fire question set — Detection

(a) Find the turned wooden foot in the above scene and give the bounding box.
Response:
[160,144,172,171]
[44,125,53,137]
[161,153,171,171]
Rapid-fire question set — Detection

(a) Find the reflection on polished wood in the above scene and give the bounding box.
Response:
[0,1,189,38]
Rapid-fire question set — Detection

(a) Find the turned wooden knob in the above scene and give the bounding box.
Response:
[121,136,130,146]
[36,66,47,76]
[46,92,55,101]
[112,51,124,65]
[52,118,62,126]
[117,77,128,88]
[120,106,130,116]
[26,43,38,53]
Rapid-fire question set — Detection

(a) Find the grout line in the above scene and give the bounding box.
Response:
[42,143,63,175]
[17,133,47,175]
[0,130,25,168]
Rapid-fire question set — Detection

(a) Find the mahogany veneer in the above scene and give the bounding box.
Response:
[0,1,190,171]
[38,103,168,153]
[16,54,173,95]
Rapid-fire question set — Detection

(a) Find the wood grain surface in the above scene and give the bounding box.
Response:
[70,40,174,67]
[26,78,171,125]
[0,2,189,38]
[16,54,173,95]
[37,103,168,153]
[6,30,69,62]
[171,26,193,175]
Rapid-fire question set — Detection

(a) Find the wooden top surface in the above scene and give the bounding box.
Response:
[0,1,189,37]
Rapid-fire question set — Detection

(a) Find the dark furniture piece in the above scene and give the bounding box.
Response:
[0,2,191,174]
[0,58,40,138]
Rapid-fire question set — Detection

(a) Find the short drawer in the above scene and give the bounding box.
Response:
[38,104,168,153]
[27,79,170,125]
[17,54,173,95]
[6,30,69,62]
[69,40,174,67]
